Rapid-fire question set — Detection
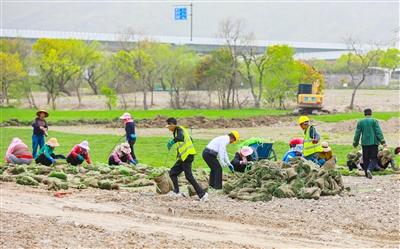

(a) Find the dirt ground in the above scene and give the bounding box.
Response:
[2,89,399,248]
[19,89,400,112]
[1,175,399,248]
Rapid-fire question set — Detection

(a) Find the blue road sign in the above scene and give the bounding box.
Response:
[175,8,187,20]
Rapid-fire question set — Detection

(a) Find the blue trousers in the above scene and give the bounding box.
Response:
[32,134,45,158]
[304,152,319,164]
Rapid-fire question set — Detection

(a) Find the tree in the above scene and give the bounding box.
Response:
[261,44,298,109]
[379,48,400,75]
[79,40,107,96]
[32,38,82,109]
[342,34,382,109]
[0,52,27,105]
[165,48,198,109]
[216,17,255,109]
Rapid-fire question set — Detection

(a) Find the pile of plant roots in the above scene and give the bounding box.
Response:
[223,157,347,202]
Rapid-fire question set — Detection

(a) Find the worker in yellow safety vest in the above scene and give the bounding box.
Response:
[166,117,208,203]
[298,116,323,165]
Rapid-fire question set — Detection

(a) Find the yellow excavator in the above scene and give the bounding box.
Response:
[293,80,330,115]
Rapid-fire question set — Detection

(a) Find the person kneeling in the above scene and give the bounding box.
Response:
[35,138,60,166]
[66,141,92,166]
[318,141,335,166]
[230,146,254,172]
[5,138,34,165]
[282,145,303,163]
[108,142,136,166]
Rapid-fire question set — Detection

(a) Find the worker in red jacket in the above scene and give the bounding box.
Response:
[66,141,92,166]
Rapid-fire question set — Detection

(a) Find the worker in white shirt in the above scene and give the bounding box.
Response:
[202,131,240,190]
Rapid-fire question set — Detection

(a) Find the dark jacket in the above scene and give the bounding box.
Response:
[32,118,48,136]
[125,122,136,140]
[353,116,386,147]
[230,152,254,172]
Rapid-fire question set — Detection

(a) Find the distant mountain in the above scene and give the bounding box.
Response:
[2,1,399,44]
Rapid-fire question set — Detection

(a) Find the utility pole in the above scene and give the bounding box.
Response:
[173,3,193,41]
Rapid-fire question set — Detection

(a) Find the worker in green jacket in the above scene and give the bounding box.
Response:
[353,108,387,179]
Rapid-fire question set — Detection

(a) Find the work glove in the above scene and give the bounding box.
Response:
[49,157,56,163]
[77,154,84,161]
[312,139,318,144]
[130,134,137,139]
[130,159,137,165]
[167,139,176,150]
[117,160,121,165]
[221,162,227,168]
[228,164,234,173]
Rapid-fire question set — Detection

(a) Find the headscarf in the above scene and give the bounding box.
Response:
[124,118,134,125]
[115,143,131,157]
[5,138,25,162]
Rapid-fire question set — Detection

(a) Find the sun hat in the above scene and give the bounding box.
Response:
[119,113,132,119]
[321,141,331,152]
[120,142,131,154]
[293,144,303,153]
[79,141,90,150]
[46,138,60,147]
[36,110,49,118]
[289,138,304,147]
[240,146,253,157]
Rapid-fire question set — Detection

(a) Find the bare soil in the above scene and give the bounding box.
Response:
[19,89,400,112]
[1,174,399,248]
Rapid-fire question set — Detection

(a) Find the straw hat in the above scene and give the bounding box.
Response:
[119,113,131,119]
[321,141,331,152]
[240,146,253,156]
[79,141,90,150]
[36,110,49,118]
[46,138,60,147]
[119,142,131,154]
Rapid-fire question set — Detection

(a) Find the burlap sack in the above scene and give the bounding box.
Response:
[322,157,336,170]
[273,185,294,198]
[314,178,325,189]
[347,150,362,165]
[298,187,321,199]
[286,168,297,182]
[153,172,174,194]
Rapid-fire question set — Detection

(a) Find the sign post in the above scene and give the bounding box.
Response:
[173,3,193,41]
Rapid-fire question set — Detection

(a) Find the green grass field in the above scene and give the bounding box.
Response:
[0,107,289,123]
[1,127,398,171]
[1,107,398,124]
[1,108,399,175]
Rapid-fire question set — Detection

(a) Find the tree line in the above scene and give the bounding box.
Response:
[1,20,399,110]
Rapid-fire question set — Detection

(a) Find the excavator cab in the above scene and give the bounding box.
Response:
[293,81,325,115]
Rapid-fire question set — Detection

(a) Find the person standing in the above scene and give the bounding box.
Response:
[31,110,49,158]
[353,108,387,179]
[66,141,92,166]
[5,138,34,165]
[298,116,323,163]
[202,131,239,190]
[119,112,137,164]
[166,118,208,203]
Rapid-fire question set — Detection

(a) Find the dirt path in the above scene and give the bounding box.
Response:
[1,174,399,248]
